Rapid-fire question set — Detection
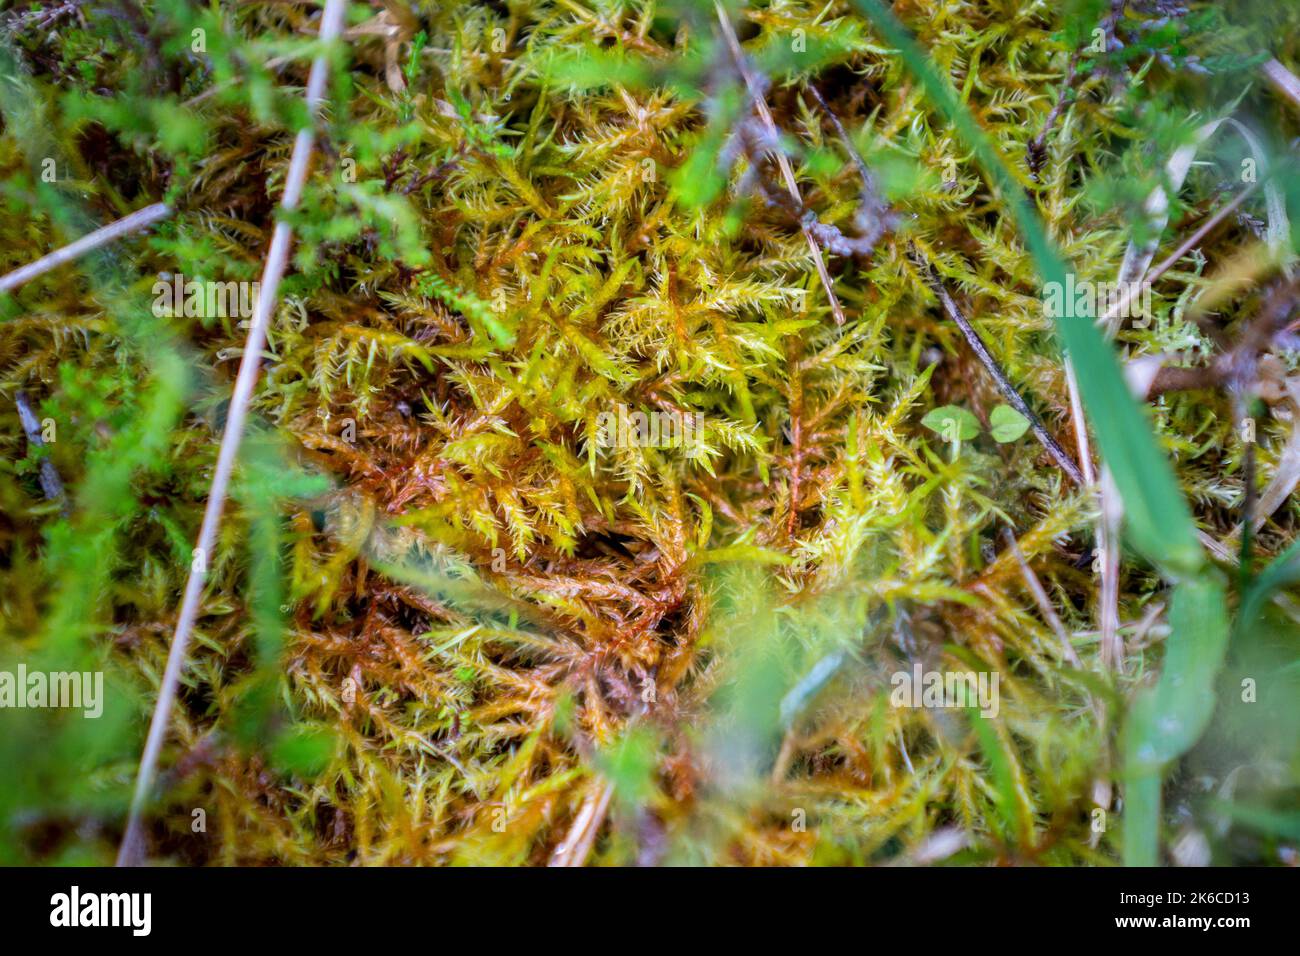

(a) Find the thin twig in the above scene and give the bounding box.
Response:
[116,0,347,867]
[1029,0,1132,178]
[3,0,84,32]
[0,202,170,296]
[1098,467,1123,669]
[912,247,1085,485]
[1263,58,1300,113]
[804,84,897,259]
[1001,527,1079,667]
[1027,51,1080,178]
[1142,185,1258,291]
[806,86,868,183]
[1077,140,1245,670]
[548,781,613,867]
[714,1,846,325]
[14,389,66,508]
[1094,184,1259,336]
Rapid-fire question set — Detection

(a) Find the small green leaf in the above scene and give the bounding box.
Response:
[988,405,1030,443]
[922,405,979,442]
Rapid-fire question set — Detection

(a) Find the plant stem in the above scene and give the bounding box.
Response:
[116,0,348,867]
[0,202,170,295]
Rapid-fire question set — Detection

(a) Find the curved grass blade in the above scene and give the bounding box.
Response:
[1121,574,1229,864]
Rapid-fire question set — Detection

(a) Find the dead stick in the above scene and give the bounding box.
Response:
[807,85,871,184]
[1027,51,1080,177]
[714,2,846,325]
[116,0,347,867]
[14,389,66,507]
[1097,184,1258,336]
[1001,527,1079,667]
[0,202,170,295]
[1141,185,1259,291]
[1263,58,1300,112]
[548,781,613,867]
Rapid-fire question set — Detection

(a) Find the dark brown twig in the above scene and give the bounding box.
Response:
[713,2,846,325]
[1027,52,1080,178]
[911,246,1085,486]
[1028,1,1130,178]
[805,85,897,258]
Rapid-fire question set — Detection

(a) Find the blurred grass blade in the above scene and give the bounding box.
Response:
[1239,536,1300,631]
[969,709,1033,847]
[1122,574,1229,864]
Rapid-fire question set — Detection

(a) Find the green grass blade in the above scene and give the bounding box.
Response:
[1123,771,1162,867]
[1239,536,1300,630]
[1122,574,1230,864]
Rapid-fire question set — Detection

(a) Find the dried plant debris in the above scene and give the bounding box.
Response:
[0,0,1299,868]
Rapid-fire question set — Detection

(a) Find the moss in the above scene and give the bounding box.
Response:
[1,0,1299,866]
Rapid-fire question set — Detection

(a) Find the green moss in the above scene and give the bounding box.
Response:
[1,0,1299,866]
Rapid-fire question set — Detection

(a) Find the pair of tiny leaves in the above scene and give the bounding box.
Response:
[921,404,1030,444]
